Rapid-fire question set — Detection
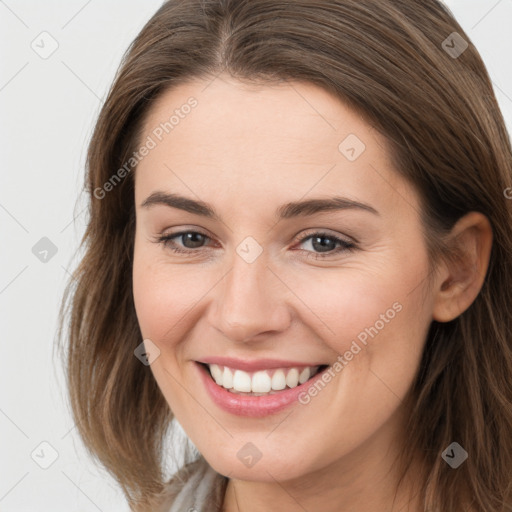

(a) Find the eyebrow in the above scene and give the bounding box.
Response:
[140,191,380,219]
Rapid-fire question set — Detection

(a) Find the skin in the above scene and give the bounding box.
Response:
[132,74,492,511]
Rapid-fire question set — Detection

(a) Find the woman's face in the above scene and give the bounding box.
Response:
[132,75,436,483]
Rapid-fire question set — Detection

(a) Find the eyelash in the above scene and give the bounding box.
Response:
[155,229,357,260]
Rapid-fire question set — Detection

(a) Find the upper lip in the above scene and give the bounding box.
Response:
[196,356,329,372]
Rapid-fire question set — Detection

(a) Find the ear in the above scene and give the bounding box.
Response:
[432,211,493,323]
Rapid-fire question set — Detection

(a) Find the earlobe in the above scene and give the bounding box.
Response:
[432,212,493,323]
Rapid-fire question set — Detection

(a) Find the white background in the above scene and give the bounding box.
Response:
[1,1,511,510]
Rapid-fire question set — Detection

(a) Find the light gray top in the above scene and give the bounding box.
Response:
[154,455,229,512]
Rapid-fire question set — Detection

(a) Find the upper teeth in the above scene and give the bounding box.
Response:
[207,364,321,394]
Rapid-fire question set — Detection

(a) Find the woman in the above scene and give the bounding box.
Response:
[58,0,512,511]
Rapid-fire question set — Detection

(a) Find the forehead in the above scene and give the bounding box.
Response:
[134,75,414,218]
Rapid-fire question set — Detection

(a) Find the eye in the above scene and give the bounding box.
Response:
[155,230,213,253]
[154,229,357,259]
[293,231,356,259]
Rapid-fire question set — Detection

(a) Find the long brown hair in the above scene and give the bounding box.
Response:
[57,1,512,510]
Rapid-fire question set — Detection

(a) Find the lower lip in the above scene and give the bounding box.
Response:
[195,362,328,417]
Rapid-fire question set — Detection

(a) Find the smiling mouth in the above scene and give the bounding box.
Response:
[199,362,329,396]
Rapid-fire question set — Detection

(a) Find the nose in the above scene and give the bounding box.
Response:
[207,253,292,343]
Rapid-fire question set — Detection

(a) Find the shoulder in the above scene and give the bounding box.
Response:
[153,455,229,512]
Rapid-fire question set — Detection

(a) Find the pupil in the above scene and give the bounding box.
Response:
[312,235,335,253]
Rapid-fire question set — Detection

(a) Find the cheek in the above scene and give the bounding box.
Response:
[132,245,215,352]
[288,252,432,386]
[285,270,418,351]
[132,252,208,407]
